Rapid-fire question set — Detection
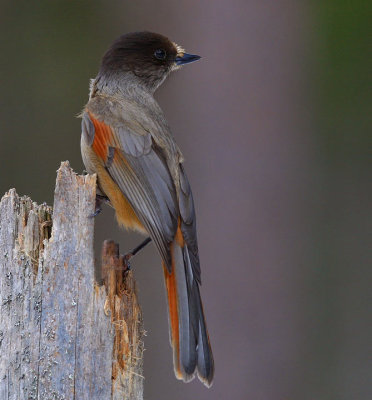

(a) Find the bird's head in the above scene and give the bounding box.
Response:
[98,31,201,93]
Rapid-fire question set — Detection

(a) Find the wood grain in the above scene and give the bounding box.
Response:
[0,161,144,400]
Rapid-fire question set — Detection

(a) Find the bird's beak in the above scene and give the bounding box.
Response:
[175,53,201,65]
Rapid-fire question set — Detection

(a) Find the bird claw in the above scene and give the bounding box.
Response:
[120,238,152,271]
[89,208,102,218]
[123,253,133,270]
[89,194,110,218]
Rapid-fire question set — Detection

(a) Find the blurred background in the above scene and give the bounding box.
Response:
[0,1,370,399]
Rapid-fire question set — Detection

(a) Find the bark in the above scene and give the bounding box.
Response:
[0,161,144,400]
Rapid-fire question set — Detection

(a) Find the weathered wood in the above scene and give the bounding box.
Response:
[101,241,144,400]
[0,161,144,400]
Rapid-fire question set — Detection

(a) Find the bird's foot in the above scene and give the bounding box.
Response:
[122,237,152,270]
[89,194,110,218]
[123,252,133,270]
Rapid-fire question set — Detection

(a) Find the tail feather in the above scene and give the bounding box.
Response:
[163,259,182,379]
[163,240,214,386]
[195,283,214,385]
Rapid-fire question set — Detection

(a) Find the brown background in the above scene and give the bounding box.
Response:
[0,1,370,399]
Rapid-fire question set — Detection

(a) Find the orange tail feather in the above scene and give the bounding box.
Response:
[163,260,183,379]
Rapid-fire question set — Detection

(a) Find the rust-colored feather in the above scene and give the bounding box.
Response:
[163,256,182,379]
[87,113,145,233]
[89,112,114,161]
[174,224,184,248]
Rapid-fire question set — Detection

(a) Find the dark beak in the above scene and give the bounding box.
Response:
[175,53,201,65]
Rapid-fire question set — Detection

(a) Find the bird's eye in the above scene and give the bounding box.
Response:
[154,49,167,60]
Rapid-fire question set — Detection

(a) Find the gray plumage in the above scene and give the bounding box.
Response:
[80,31,214,386]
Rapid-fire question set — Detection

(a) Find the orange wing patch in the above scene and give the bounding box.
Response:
[87,112,145,234]
[163,257,182,379]
[89,112,113,162]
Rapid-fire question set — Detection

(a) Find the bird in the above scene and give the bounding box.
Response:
[80,31,214,386]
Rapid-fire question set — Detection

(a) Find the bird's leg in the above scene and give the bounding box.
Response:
[90,194,110,218]
[123,237,152,269]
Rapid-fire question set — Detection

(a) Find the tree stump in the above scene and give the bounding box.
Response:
[0,161,144,400]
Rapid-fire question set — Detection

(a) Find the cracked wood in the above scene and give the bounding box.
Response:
[0,161,144,400]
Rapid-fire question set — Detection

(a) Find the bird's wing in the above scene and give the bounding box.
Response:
[178,164,201,283]
[82,111,178,270]
[82,110,211,383]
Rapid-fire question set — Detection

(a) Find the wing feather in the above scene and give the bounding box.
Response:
[84,111,198,276]
[178,165,201,283]
[84,112,178,270]
[108,150,175,268]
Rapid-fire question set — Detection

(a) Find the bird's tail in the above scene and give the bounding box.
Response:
[162,239,214,387]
